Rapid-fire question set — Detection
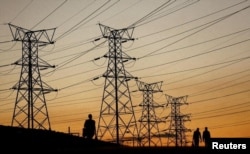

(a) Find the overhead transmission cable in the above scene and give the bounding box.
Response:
[128,0,173,28]
[0,41,17,52]
[56,0,97,28]
[189,74,250,97]
[141,56,250,78]
[190,89,250,104]
[131,38,250,73]
[190,79,250,101]
[137,5,250,59]
[164,57,249,86]
[59,0,121,39]
[192,109,250,120]
[138,0,248,39]
[44,40,106,75]
[101,0,143,22]
[31,0,68,30]
[54,0,112,41]
[166,68,250,91]
[133,0,200,28]
[142,27,250,58]
[209,120,250,130]
[193,101,250,116]
[10,0,34,23]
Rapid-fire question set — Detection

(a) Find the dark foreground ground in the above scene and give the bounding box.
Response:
[0,125,248,154]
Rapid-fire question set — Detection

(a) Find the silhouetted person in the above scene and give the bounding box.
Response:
[192,128,202,147]
[202,127,211,148]
[83,114,96,140]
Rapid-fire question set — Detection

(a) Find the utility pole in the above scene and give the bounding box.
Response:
[165,94,191,147]
[8,23,57,130]
[136,80,165,147]
[96,24,139,145]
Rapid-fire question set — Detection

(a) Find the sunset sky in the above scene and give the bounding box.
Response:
[0,0,250,146]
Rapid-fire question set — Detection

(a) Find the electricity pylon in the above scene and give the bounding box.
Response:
[136,80,165,147]
[8,23,57,130]
[96,24,139,145]
[165,94,191,147]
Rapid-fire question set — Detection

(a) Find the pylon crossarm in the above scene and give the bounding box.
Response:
[99,23,135,40]
[136,80,163,92]
[9,23,30,41]
[38,58,55,68]
[8,23,56,45]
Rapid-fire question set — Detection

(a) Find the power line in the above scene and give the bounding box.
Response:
[101,0,143,23]
[190,89,250,104]
[192,101,250,116]
[0,40,13,44]
[56,0,97,28]
[10,0,34,23]
[141,56,250,79]
[160,53,248,87]
[137,0,248,39]
[132,27,250,58]
[128,0,173,28]
[190,75,250,97]
[137,5,250,59]
[166,68,250,92]
[134,0,200,28]
[131,38,250,73]
[0,64,11,67]
[31,0,68,30]
[192,109,250,120]
[209,119,250,129]
[54,0,112,41]
[44,40,106,75]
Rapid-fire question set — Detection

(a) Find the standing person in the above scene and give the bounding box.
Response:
[83,114,96,140]
[202,127,211,148]
[192,128,202,147]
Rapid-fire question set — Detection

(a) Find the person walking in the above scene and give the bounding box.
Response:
[192,128,202,147]
[202,127,211,148]
[83,114,96,140]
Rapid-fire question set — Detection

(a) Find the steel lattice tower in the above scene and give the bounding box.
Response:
[165,94,191,147]
[8,24,57,130]
[97,24,139,145]
[136,80,165,147]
